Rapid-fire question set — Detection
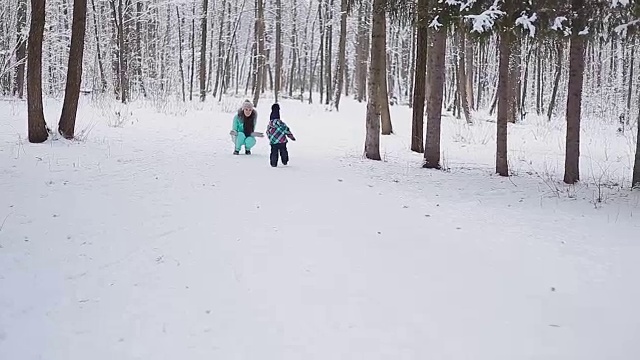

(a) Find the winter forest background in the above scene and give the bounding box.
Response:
[1,0,640,188]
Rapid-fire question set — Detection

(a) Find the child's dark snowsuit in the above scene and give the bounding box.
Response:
[267,104,295,167]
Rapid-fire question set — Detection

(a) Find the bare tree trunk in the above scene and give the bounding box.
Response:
[563,0,586,185]
[411,0,428,153]
[58,0,88,139]
[355,0,369,102]
[423,28,446,169]
[189,4,195,101]
[457,27,472,124]
[364,0,384,160]
[633,91,640,188]
[626,39,635,122]
[177,7,186,102]
[465,32,474,110]
[548,40,563,122]
[252,0,265,106]
[13,0,27,98]
[379,14,392,135]
[90,0,107,92]
[27,0,49,143]
[332,0,347,111]
[496,30,511,177]
[324,0,333,105]
[274,0,282,102]
[535,42,543,115]
[199,0,209,101]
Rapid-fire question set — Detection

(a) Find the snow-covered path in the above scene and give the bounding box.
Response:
[1,98,639,359]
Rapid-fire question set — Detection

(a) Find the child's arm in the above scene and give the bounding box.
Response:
[281,120,296,140]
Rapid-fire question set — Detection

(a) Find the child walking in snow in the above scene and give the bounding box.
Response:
[266,103,296,167]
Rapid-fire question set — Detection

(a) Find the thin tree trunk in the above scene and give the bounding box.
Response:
[379,13,392,135]
[13,0,27,98]
[458,27,472,124]
[252,0,265,106]
[333,0,348,111]
[27,0,49,143]
[548,40,563,122]
[274,0,282,102]
[423,28,446,169]
[364,0,384,160]
[199,0,209,101]
[633,90,640,187]
[411,0,428,153]
[496,30,511,177]
[626,40,635,122]
[58,0,88,139]
[177,7,186,102]
[465,32,474,110]
[325,0,333,105]
[90,0,107,92]
[563,0,586,185]
[189,5,195,101]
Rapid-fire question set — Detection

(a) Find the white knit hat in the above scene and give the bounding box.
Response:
[242,99,254,110]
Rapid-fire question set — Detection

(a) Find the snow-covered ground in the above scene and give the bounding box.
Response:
[1,95,639,359]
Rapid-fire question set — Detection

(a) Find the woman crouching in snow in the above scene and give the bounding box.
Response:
[230,100,258,155]
[267,103,296,167]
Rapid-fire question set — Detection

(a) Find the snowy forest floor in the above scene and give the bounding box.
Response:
[1,95,639,359]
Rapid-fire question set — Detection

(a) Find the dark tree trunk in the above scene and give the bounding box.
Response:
[177,7,186,102]
[411,0,428,153]
[27,0,49,143]
[563,0,586,185]
[423,28,446,169]
[274,0,282,102]
[496,30,511,177]
[58,0,88,140]
[199,0,209,101]
[548,40,563,121]
[379,14,392,135]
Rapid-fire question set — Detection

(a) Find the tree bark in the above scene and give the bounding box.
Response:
[177,7,186,102]
[548,40,563,122]
[563,0,586,185]
[496,30,511,177]
[90,0,107,92]
[13,0,27,98]
[423,28,446,169]
[274,0,282,102]
[199,0,209,101]
[458,28,472,124]
[411,0,428,153]
[333,0,348,111]
[27,0,49,143]
[364,0,385,161]
[633,90,640,188]
[58,0,88,139]
[252,0,265,106]
[379,14,392,135]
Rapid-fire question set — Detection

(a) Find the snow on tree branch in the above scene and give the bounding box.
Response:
[611,0,630,7]
[464,0,504,33]
[429,15,444,30]
[515,12,537,37]
[615,19,640,36]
